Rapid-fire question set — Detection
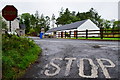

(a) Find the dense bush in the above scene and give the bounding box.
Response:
[2,34,42,79]
[27,28,38,36]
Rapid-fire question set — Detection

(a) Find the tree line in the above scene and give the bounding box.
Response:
[19,11,50,35]
[56,8,120,30]
[1,8,120,35]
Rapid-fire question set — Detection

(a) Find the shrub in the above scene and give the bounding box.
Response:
[2,34,42,80]
[27,28,37,36]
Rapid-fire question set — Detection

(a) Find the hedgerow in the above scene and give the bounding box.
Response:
[2,34,41,80]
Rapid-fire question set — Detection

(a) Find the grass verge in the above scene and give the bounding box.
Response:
[63,37,119,41]
[2,34,42,80]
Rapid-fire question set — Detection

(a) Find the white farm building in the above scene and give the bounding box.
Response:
[46,19,100,38]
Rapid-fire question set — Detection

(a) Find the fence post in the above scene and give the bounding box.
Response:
[74,30,76,38]
[65,31,66,38]
[69,31,71,38]
[56,32,59,38]
[100,28,103,39]
[61,31,63,38]
[86,29,88,39]
[112,29,114,37]
[76,30,78,39]
[58,32,60,38]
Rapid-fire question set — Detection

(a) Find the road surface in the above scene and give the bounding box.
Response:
[23,37,119,79]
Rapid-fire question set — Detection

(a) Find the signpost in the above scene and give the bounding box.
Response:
[2,5,18,32]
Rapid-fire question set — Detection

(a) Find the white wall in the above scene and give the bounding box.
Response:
[77,19,100,37]
[77,19,99,30]
[11,19,19,32]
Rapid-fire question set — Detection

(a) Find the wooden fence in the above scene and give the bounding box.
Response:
[56,29,120,39]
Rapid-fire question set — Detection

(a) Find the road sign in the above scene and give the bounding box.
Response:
[2,5,18,32]
[2,5,18,21]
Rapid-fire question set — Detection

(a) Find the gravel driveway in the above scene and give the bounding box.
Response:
[23,37,119,79]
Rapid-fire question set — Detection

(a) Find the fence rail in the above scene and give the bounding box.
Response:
[56,29,120,39]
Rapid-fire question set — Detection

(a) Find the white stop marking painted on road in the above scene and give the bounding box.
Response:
[96,58,115,78]
[78,58,98,78]
[44,58,62,76]
[44,58,115,78]
[65,58,76,76]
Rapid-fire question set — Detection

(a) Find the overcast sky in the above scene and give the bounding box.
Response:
[0,0,119,21]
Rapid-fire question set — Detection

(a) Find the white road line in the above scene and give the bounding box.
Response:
[78,58,98,78]
[44,58,62,76]
[97,58,115,78]
[65,58,76,76]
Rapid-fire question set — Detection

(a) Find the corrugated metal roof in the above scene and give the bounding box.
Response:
[46,19,88,33]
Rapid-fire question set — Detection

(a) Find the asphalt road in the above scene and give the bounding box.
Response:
[23,37,119,79]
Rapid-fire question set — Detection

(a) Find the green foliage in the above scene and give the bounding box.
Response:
[20,11,50,35]
[55,7,120,30]
[66,37,119,40]
[103,20,111,29]
[2,34,42,79]
[28,28,35,34]
[0,15,8,30]
[56,8,102,27]
[113,21,120,29]
[56,8,79,25]
[19,8,119,34]
[20,13,31,34]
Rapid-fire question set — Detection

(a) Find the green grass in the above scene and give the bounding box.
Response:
[63,37,119,40]
[2,34,42,80]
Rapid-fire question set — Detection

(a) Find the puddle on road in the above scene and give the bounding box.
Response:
[88,44,118,50]
[92,45,101,48]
